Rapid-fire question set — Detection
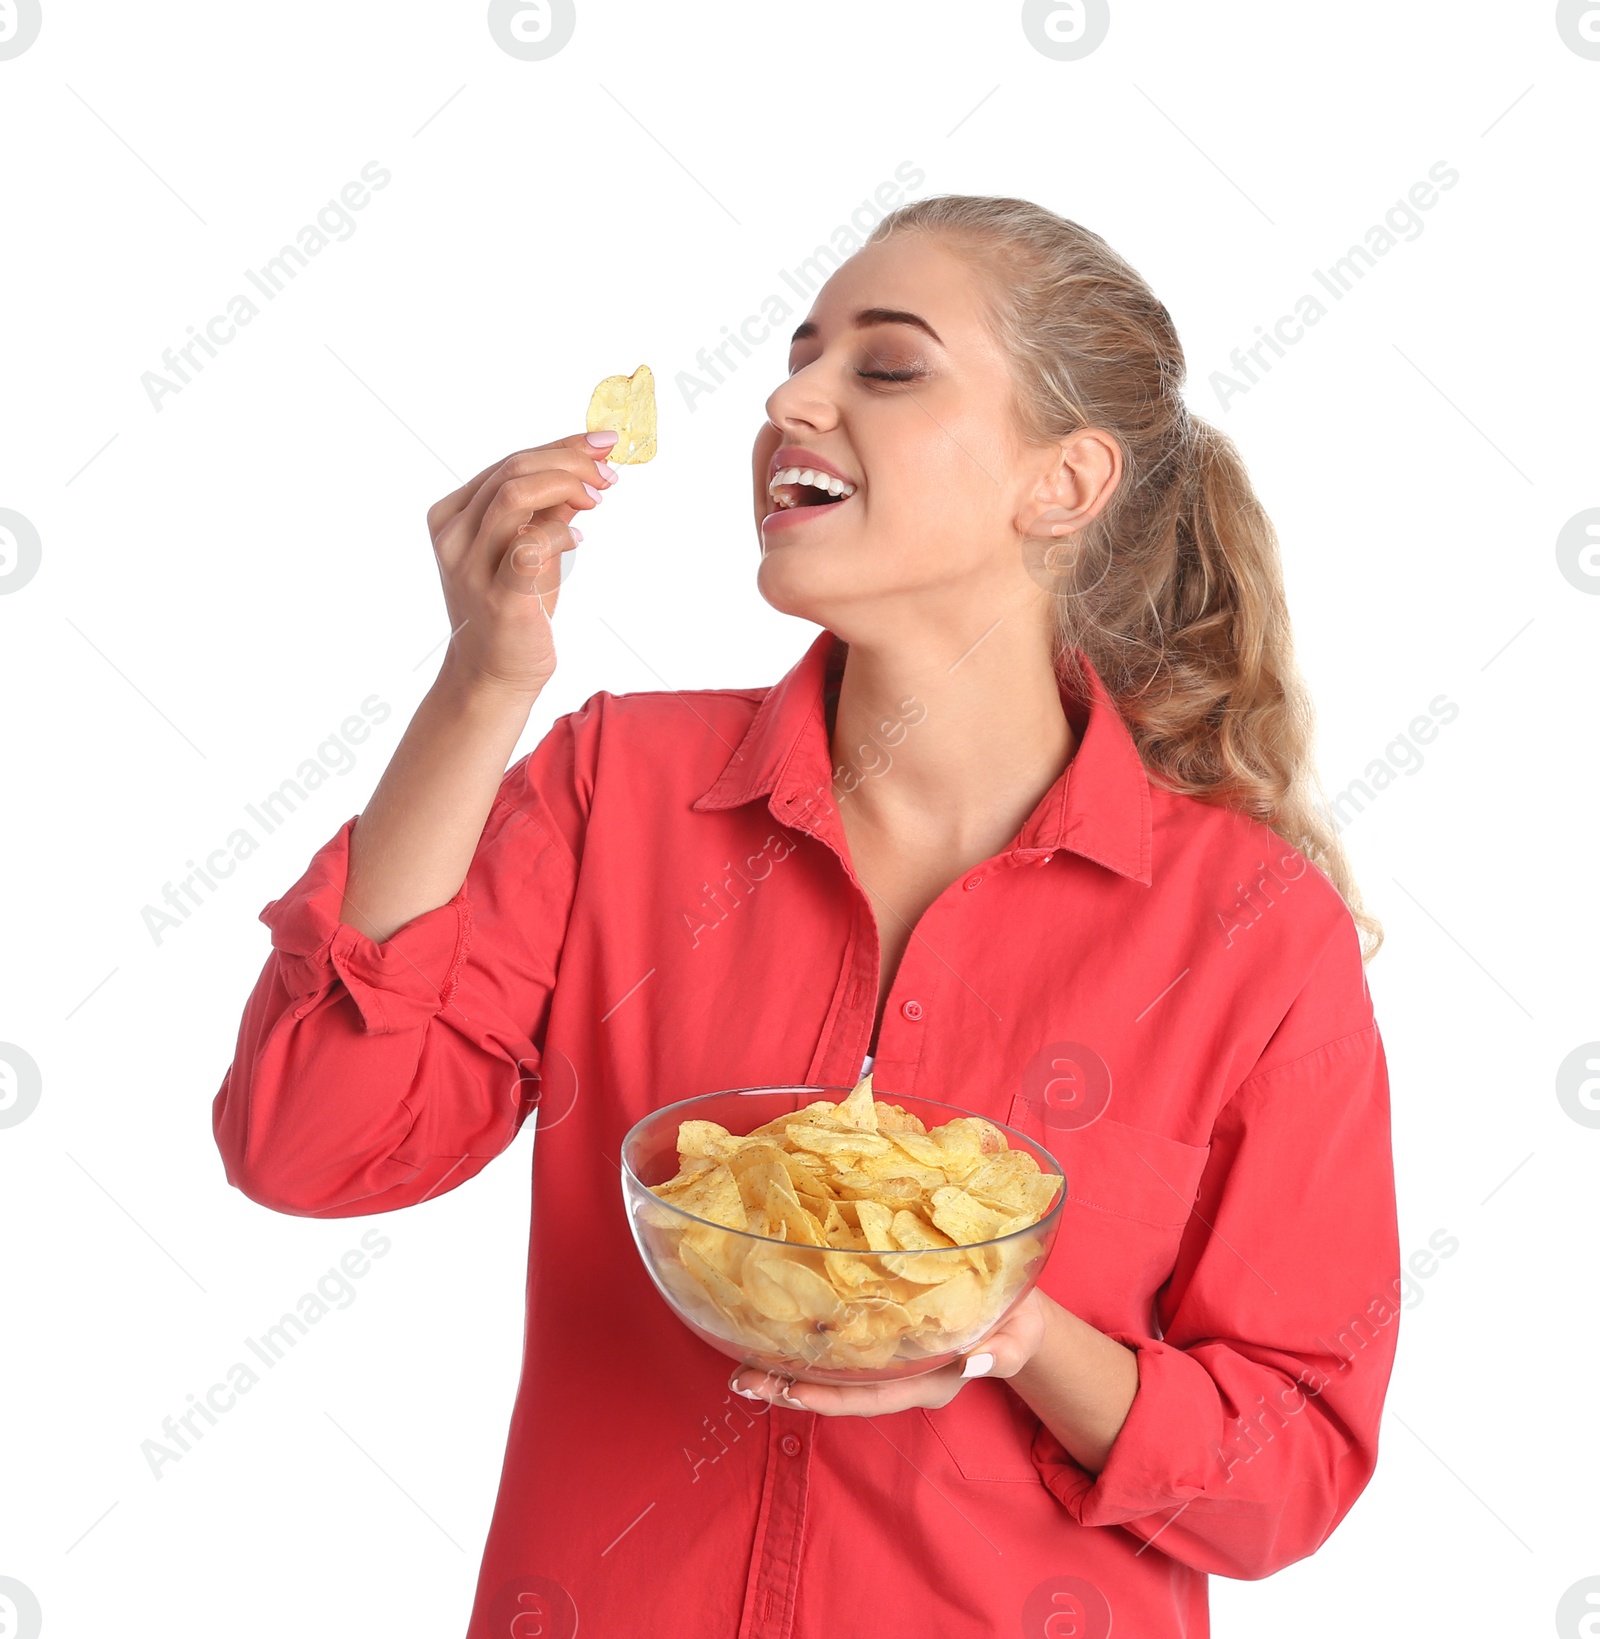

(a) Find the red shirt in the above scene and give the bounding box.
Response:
[214,628,1400,1639]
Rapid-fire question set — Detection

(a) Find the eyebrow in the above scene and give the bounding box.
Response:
[790,307,945,347]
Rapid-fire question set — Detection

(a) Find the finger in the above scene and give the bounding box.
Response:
[437,470,598,576]
[455,429,619,524]
[426,455,513,538]
[729,1366,943,1418]
[480,469,600,538]
[729,1367,830,1413]
[447,452,605,560]
[729,1366,809,1407]
[956,1321,1034,1380]
[497,517,579,603]
[433,433,619,544]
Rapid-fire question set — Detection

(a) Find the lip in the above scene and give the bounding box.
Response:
[761,491,856,533]
[767,446,857,488]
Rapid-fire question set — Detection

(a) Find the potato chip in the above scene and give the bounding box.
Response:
[874,1102,928,1135]
[927,1185,1010,1247]
[654,1155,718,1193]
[742,1248,809,1323]
[836,1174,925,1212]
[763,1176,826,1247]
[788,1167,836,1207]
[854,1199,898,1252]
[785,1126,894,1161]
[930,1123,983,1179]
[903,1267,986,1332]
[831,1074,880,1133]
[669,1162,747,1232]
[681,1221,748,1284]
[679,1238,745,1312]
[884,1129,948,1170]
[586,364,656,463]
[819,1201,857,1249]
[677,1119,740,1162]
[728,1142,788,1197]
[746,1103,840,1139]
[888,1209,956,1252]
[821,1249,882,1294]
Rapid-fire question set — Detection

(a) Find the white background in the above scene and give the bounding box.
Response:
[2,2,1597,1635]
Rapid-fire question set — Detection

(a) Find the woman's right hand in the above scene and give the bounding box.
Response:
[426,430,620,698]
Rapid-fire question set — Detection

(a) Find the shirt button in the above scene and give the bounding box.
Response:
[963,873,983,891]
[901,999,924,1022]
[780,1433,802,1456]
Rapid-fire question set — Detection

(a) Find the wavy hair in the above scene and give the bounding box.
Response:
[864,195,1381,961]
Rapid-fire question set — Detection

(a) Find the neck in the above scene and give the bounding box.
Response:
[825,614,1077,856]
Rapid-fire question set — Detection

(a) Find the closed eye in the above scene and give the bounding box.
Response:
[857,368,923,383]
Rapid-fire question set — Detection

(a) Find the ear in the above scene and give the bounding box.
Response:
[1014,426,1123,537]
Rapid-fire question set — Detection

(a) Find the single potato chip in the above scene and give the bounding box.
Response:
[654,1155,718,1193]
[677,1119,739,1162]
[854,1200,898,1252]
[670,1163,747,1232]
[874,1102,928,1135]
[786,1126,894,1161]
[927,1185,1010,1247]
[904,1267,986,1332]
[586,364,656,463]
[884,1130,947,1170]
[831,1074,880,1133]
[888,1209,957,1252]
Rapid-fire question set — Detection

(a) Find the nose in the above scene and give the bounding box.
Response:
[763,362,840,437]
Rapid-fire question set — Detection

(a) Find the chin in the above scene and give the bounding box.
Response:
[754,555,819,621]
[753,549,854,625]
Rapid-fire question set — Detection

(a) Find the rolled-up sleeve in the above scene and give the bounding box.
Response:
[212,705,591,1218]
[1030,916,1401,1579]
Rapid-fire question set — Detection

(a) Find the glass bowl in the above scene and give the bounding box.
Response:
[620,1085,1066,1384]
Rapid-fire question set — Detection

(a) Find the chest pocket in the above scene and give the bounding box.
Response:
[1006,1095,1212,1230]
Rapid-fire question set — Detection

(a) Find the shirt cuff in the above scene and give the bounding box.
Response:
[260,816,472,1036]
[1029,1330,1218,1525]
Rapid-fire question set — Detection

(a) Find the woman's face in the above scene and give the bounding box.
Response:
[750,232,1055,637]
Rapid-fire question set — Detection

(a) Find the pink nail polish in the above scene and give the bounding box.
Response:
[585,431,620,448]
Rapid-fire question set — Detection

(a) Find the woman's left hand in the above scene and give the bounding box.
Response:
[729,1289,1048,1416]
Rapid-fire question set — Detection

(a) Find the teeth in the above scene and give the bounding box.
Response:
[768,465,857,507]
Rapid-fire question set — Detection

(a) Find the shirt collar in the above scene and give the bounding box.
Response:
[691,628,1153,885]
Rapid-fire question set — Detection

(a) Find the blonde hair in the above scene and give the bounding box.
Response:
[865,195,1382,961]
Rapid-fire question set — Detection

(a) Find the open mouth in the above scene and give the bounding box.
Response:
[767,466,857,514]
[771,481,849,510]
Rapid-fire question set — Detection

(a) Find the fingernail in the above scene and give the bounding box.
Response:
[583,483,602,501]
[568,526,583,544]
[598,462,618,483]
[585,430,620,448]
[960,1352,995,1378]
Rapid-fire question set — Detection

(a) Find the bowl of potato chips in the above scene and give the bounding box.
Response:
[621,1075,1066,1384]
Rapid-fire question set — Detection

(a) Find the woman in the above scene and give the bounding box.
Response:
[214,194,1400,1638]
